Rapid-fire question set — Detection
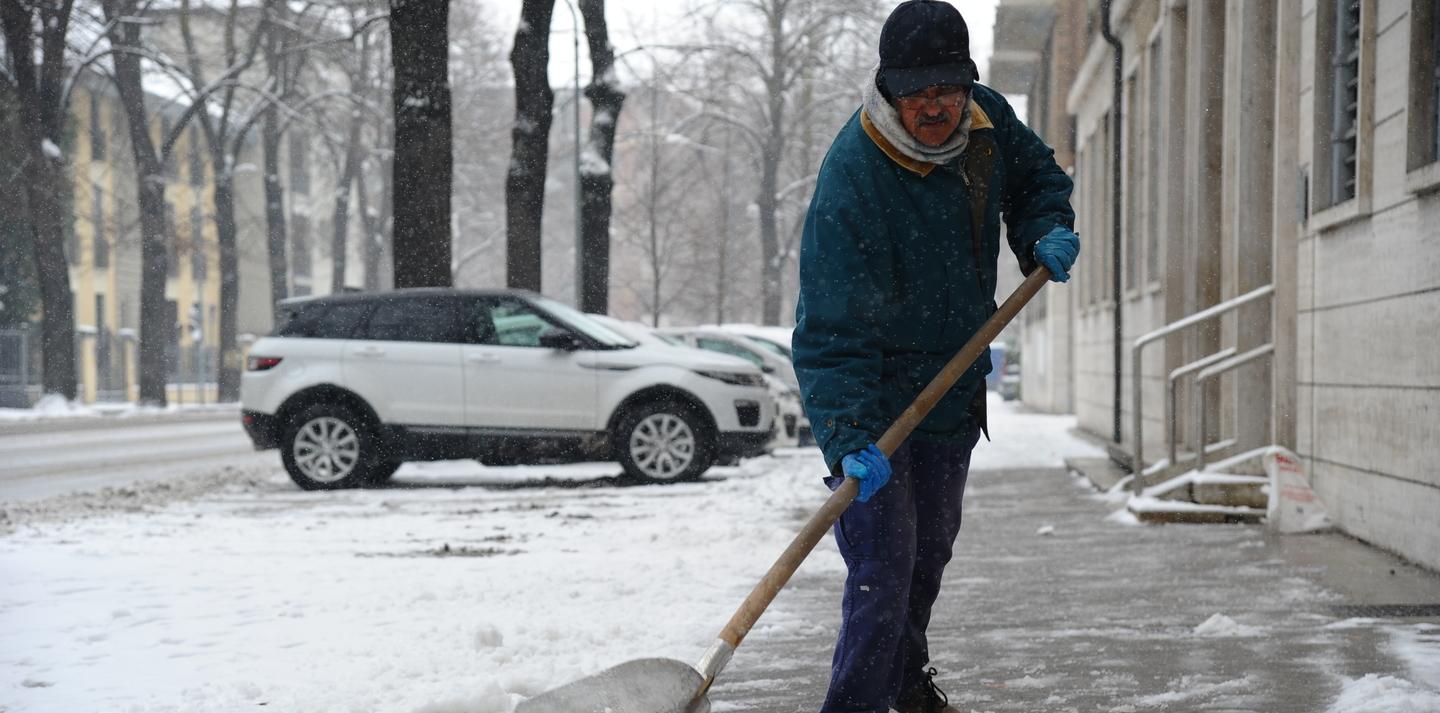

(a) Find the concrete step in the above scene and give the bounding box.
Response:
[1146,470,1269,509]
[1127,494,1266,524]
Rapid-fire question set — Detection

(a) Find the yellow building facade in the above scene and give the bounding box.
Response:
[68,82,222,404]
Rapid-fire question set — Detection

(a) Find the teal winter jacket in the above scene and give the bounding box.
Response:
[793,84,1075,471]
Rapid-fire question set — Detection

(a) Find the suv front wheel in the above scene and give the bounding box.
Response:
[615,401,716,484]
[281,404,381,490]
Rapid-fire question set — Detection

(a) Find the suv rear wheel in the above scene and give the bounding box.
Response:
[281,404,381,490]
[615,400,715,484]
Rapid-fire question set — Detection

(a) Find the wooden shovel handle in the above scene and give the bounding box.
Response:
[715,267,1052,652]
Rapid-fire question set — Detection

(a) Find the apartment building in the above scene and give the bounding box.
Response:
[995,0,1439,570]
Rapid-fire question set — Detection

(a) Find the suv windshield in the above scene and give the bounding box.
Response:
[534,297,637,348]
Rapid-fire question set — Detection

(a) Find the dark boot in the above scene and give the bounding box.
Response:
[892,667,961,713]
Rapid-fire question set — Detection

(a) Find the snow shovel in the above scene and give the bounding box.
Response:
[517,268,1054,713]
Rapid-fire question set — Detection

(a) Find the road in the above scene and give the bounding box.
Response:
[0,415,276,502]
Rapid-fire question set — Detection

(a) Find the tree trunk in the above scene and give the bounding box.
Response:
[646,112,661,326]
[357,166,383,291]
[757,138,782,325]
[213,173,241,401]
[576,0,624,314]
[758,16,786,326]
[715,131,732,325]
[331,125,360,293]
[505,0,556,292]
[332,26,373,295]
[389,0,453,288]
[262,109,288,308]
[1,0,78,400]
[105,0,171,406]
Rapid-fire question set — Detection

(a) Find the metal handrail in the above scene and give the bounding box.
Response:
[1130,284,1274,489]
[1167,347,1238,469]
[1194,344,1275,472]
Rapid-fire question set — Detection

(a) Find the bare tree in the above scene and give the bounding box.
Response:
[612,83,709,325]
[684,0,875,324]
[101,0,176,405]
[174,0,270,402]
[504,0,555,291]
[388,0,451,288]
[449,0,508,288]
[326,5,384,293]
[261,2,294,308]
[0,0,79,400]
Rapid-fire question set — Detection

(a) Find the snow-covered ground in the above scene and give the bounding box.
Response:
[0,395,237,423]
[2,397,1436,712]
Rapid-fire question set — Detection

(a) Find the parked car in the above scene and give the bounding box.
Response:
[716,324,794,359]
[658,327,811,448]
[591,315,803,452]
[241,289,775,490]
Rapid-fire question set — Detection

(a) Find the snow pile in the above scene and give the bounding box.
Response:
[0,394,97,421]
[1128,674,1256,708]
[0,398,236,423]
[1389,624,1440,691]
[1193,613,1261,638]
[970,393,1104,470]
[1325,674,1440,713]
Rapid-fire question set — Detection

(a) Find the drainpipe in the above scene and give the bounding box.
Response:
[1100,0,1124,447]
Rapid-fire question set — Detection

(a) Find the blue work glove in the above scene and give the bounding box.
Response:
[841,444,892,503]
[1033,226,1080,283]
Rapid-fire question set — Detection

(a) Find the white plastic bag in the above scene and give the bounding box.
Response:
[1264,447,1331,533]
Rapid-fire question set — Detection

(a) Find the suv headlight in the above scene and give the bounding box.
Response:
[695,369,765,387]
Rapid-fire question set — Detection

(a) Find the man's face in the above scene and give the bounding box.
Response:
[895,85,969,147]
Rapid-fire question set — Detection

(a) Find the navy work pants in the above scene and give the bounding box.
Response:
[819,429,981,713]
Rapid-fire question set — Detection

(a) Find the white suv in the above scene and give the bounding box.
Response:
[240,289,775,490]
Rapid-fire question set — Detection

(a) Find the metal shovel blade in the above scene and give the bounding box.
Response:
[514,658,709,713]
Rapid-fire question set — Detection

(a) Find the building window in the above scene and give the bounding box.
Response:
[1124,74,1140,293]
[1145,39,1163,285]
[1328,0,1362,204]
[189,126,205,186]
[190,205,206,282]
[1433,5,1439,161]
[1097,113,1112,306]
[1409,0,1440,169]
[289,132,310,195]
[161,117,178,179]
[93,183,109,268]
[165,202,178,276]
[89,92,106,162]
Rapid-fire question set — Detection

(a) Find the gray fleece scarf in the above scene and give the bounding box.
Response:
[862,64,973,166]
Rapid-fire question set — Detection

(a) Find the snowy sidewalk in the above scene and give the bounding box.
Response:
[712,458,1440,712]
[1,396,1437,712]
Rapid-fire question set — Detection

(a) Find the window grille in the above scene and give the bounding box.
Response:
[1330,0,1361,203]
[93,184,108,268]
[166,203,178,276]
[162,118,177,179]
[1432,2,1440,161]
[189,127,205,187]
[89,93,106,162]
[190,205,206,282]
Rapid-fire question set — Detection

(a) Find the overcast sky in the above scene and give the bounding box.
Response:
[474,0,1002,89]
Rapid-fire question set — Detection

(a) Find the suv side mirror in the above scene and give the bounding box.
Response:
[538,328,582,351]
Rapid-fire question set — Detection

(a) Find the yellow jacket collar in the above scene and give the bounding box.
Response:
[860,103,995,178]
